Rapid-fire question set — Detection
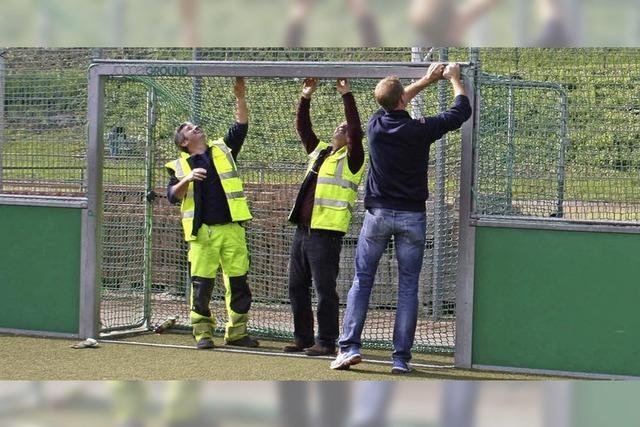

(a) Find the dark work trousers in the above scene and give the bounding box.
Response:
[288,225,343,349]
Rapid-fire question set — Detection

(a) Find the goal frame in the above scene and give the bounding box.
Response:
[84,59,477,355]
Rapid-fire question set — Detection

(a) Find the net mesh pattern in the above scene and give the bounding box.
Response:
[4,48,639,353]
[99,71,459,352]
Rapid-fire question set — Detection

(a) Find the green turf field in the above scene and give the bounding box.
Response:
[0,333,561,380]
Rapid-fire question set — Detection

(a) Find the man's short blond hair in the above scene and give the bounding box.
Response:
[374,76,404,111]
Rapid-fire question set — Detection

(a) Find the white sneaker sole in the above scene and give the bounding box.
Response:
[391,367,412,374]
[330,354,362,370]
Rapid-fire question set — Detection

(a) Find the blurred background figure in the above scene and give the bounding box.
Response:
[111,381,210,427]
[278,382,396,427]
[8,0,637,46]
[535,0,572,46]
[408,0,503,46]
[101,0,202,46]
[180,0,200,46]
[439,381,479,427]
[409,0,573,47]
[347,382,395,427]
[284,0,380,46]
[278,382,350,427]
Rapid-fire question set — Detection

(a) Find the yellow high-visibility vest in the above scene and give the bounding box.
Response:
[289,141,365,233]
[165,138,252,241]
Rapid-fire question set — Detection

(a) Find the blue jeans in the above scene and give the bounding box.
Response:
[338,208,426,362]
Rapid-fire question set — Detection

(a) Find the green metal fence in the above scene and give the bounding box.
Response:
[3,49,640,370]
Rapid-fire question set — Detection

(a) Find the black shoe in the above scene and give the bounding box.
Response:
[304,344,336,357]
[225,335,260,348]
[283,342,314,353]
[196,337,215,349]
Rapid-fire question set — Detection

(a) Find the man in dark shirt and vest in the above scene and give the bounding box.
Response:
[165,77,259,349]
[284,78,365,357]
[331,62,472,373]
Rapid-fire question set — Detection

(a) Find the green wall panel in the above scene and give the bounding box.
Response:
[0,204,82,334]
[473,226,640,377]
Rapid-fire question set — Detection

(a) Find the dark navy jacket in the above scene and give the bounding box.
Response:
[364,95,472,212]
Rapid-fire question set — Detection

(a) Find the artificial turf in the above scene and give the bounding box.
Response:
[0,333,558,380]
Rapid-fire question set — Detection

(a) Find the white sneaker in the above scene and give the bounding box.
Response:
[330,349,362,370]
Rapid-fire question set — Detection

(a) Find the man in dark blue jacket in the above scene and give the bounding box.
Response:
[331,62,472,374]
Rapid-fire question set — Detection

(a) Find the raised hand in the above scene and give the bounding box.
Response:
[443,63,461,81]
[424,62,445,84]
[336,78,351,95]
[301,77,319,99]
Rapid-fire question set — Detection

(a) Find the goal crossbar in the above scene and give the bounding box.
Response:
[90,59,472,79]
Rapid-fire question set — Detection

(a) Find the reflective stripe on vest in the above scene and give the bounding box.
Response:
[165,138,252,241]
[219,170,239,180]
[316,155,360,192]
[289,141,364,233]
[314,198,354,212]
[170,158,189,180]
[208,139,248,201]
[305,143,327,175]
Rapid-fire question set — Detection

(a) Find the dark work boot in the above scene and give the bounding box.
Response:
[283,339,314,353]
[283,343,306,353]
[225,335,260,348]
[196,337,214,350]
[304,344,336,357]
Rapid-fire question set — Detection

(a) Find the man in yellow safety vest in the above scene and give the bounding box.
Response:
[283,78,365,357]
[165,77,259,349]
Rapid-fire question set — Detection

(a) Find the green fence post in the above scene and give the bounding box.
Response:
[192,48,202,124]
[81,65,105,339]
[410,46,426,313]
[431,47,449,320]
[0,49,5,191]
[144,87,157,326]
[455,47,480,368]
[505,83,515,208]
[556,90,568,218]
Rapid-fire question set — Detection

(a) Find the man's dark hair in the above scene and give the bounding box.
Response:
[174,122,189,152]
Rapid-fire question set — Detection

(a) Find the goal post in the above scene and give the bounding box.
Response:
[85,60,477,351]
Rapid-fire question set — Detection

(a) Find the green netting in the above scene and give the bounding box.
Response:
[0,49,89,196]
[476,72,568,217]
[0,47,459,352]
[5,48,640,353]
[474,48,640,222]
[98,66,460,352]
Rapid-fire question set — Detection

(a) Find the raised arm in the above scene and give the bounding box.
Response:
[419,63,471,141]
[296,77,320,154]
[403,62,445,104]
[226,77,249,159]
[443,62,467,98]
[336,79,364,173]
[234,77,248,125]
